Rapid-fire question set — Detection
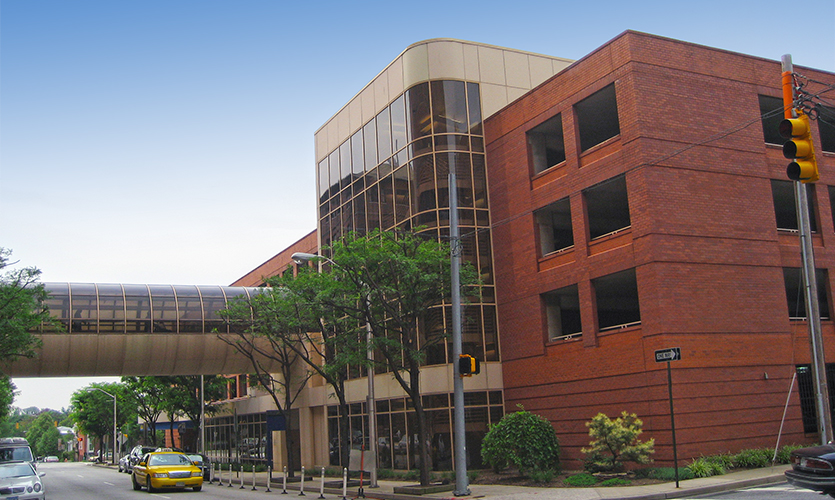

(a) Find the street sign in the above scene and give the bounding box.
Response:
[655,347,681,363]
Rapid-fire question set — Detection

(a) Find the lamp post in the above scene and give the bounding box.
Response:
[87,387,117,466]
[291,252,378,488]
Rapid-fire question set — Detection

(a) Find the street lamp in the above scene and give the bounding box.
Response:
[291,252,378,488]
[87,387,117,466]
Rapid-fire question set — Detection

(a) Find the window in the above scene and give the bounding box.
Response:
[593,268,640,330]
[534,198,573,256]
[771,179,817,232]
[584,175,631,239]
[543,285,581,341]
[796,364,835,433]
[527,114,565,174]
[759,95,785,145]
[575,84,620,152]
[784,267,830,320]
[819,105,835,153]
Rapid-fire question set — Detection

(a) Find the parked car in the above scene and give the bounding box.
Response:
[43,456,59,463]
[118,454,130,473]
[126,445,156,472]
[131,451,203,492]
[186,453,212,480]
[0,461,45,499]
[785,444,835,496]
[0,437,36,470]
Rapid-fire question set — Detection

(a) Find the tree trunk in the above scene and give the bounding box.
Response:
[285,410,296,477]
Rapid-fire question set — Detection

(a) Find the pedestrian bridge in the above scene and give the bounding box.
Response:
[5,283,270,377]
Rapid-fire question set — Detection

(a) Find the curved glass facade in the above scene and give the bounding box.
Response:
[316,80,498,366]
[38,283,259,335]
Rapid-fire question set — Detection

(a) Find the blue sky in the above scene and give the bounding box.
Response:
[2,0,833,409]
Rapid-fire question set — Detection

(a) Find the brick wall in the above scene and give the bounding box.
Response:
[485,30,835,467]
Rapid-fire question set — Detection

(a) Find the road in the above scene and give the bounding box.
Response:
[679,483,824,499]
[38,462,294,500]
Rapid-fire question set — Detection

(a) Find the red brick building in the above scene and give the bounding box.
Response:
[485,30,835,465]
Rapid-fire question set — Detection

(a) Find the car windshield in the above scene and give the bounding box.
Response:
[0,463,35,479]
[0,448,33,462]
[148,454,192,466]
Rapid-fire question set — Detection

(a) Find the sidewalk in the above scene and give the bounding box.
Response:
[202,464,793,500]
[99,462,792,500]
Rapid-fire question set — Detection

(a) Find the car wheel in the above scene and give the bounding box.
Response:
[193,485,202,492]
[146,477,156,493]
[132,474,141,491]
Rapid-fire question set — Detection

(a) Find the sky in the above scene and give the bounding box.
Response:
[1,0,834,411]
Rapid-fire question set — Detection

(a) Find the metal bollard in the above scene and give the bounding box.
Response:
[341,468,347,500]
[282,465,288,494]
[318,467,326,499]
[240,465,245,489]
[266,465,272,492]
[228,463,233,487]
[252,464,257,491]
[299,465,306,496]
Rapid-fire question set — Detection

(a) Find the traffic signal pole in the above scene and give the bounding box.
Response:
[783,54,833,444]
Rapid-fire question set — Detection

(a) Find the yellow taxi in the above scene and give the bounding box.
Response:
[131,451,203,492]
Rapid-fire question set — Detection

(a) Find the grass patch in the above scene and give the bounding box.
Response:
[563,473,598,487]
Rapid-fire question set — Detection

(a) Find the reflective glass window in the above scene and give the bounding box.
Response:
[366,183,381,232]
[97,283,126,334]
[42,283,69,332]
[328,150,340,199]
[376,108,392,165]
[201,286,227,334]
[69,283,97,333]
[467,82,482,135]
[353,192,367,235]
[472,154,487,209]
[339,141,351,191]
[390,95,407,153]
[351,129,364,177]
[149,285,177,333]
[174,285,203,333]
[380,175,395,229]
[363,119,378,172]
[406,83,431,140]
[318,158,329,204]
[431,81,468,134]
[410,155,435,214]
[123,284,151,333]
[393,166,410,224]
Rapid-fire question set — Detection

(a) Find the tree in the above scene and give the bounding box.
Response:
[219,269,366,472]
[314,229,479,486]
[582,411,655,472]
[481,408,561,475]
[69,382,135,458]
[121,376,168,446]
[155,376,227,452]
[27,412,60,457]
[0,376,16,421]
[218,287,315,476]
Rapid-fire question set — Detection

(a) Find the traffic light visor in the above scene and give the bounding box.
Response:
[779,118,809,139]
[787,160,818,182]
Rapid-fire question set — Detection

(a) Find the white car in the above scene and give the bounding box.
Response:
[0,461,45,499]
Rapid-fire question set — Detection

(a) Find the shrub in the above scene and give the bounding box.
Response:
[600,478,631,486]
[732,448,772,468]
[775,444,804,464]
[563,473,598,487]
[645,467,694,481]
[582,411,655,472]
[481,408,560,475]
[528,469,555,484]
[687,457,725,478]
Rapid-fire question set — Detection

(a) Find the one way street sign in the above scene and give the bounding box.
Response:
[655,347,681,363]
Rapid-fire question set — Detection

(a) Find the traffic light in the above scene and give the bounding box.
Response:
[780,113,819,183]
[458,354,480,377]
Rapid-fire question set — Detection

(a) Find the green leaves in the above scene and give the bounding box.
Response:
[481,409,561,475]
[582,411,655,472]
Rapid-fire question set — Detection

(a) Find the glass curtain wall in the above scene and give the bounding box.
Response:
[38,283,260,334]
[316,80,501,471]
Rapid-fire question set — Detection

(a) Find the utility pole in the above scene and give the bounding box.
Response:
[450,173,470,496]
[782,54,832,443]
